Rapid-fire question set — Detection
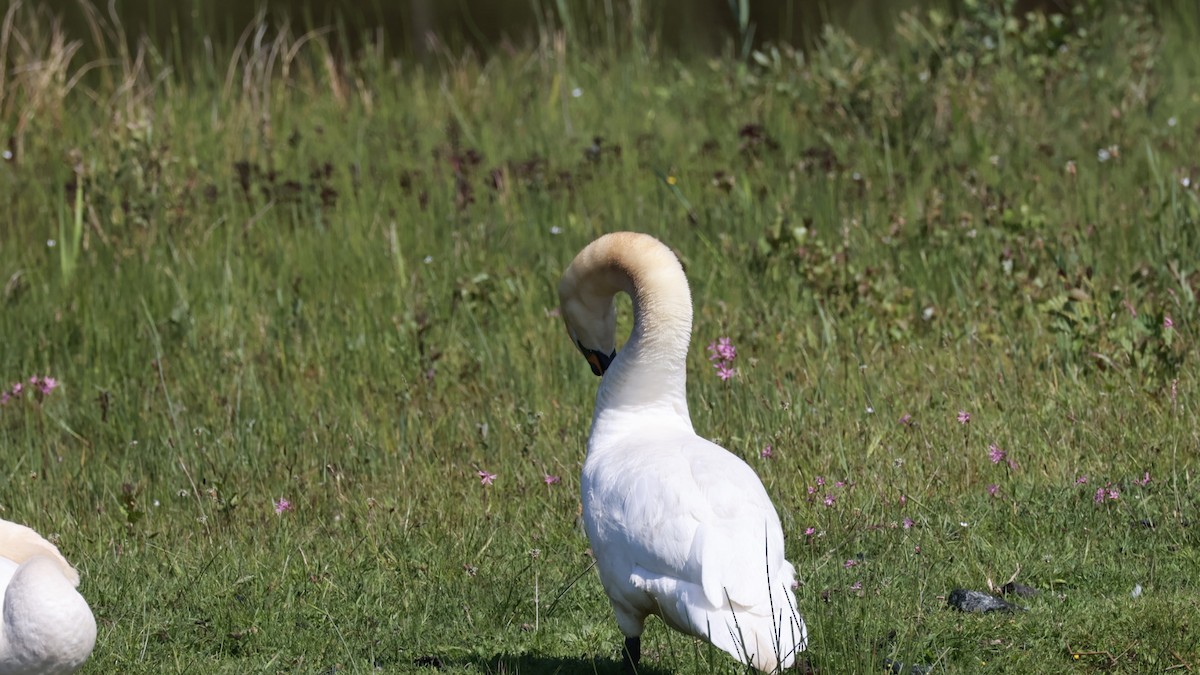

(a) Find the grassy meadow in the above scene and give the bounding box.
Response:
[2,1,1199,672]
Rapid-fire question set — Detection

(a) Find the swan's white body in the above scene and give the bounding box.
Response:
[0,519,96,675]
[559,232,807,672]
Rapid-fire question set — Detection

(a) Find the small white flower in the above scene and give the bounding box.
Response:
[1,150,11,160]
[922,306,936,321]
[1182,177,1191,188]
[423,255,433,264]
[1168,116,1178,127]
[571,87,583,98]
[866,406,875,414]
[550,225,562,235]
[960,521,969,527]
[47,239,56,247]
[1097,148,1111,162]
[918,70,930,83]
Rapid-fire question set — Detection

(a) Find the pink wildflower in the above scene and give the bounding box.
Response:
[1164,315,1174,329]
[37,376,59,395]
[898,413,912,426]
[1075,474,1088,485]
[987,484,1000,497]
[850,581,863,591]
[543,474,561,485]
[478,470,497,486]
[707,337,737,362]
[988,444,1006,464]
[815,476,826,486]
[902,517,914,529]
[1134,472,1151,487]
[1094,483,1120,503]
[823,494,836,507]
[10,382,23,397]
[957,410,971,424]
[804,527,816,536]
[760,444,773,459]
[273,498,293,514]
[707,337,738,381]
[0,392,8,406]
[843,559,858,568]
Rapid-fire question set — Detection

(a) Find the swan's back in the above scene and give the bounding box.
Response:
[585,424,806,671]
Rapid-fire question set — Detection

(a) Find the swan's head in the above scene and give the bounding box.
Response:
[558,252,620,376]
[558,293,617,376]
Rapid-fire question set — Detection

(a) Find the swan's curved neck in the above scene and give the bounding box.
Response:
[592,243,694,428]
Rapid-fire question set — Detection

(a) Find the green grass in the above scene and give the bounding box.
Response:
[1,1,1199,673]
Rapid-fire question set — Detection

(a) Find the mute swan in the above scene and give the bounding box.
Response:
[558,232,807,673]
[0,519,96,675]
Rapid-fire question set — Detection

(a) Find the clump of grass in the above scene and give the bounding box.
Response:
[1,1,1197,674]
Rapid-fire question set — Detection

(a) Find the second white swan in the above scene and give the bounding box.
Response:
[0,518,96,675]
[558,232,807,672]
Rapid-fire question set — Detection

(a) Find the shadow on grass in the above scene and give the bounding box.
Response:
[415,652,675,675]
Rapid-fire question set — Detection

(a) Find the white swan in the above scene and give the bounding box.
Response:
[558,232,807,673]
[0,519,96,675]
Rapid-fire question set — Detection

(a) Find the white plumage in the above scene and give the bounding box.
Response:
[559,232,807,672]
[0,519,96,675]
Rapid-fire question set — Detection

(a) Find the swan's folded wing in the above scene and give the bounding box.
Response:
[682,437,791,609]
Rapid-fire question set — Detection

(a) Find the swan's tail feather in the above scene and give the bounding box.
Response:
[711,600,808,672]
[639,572,807,672]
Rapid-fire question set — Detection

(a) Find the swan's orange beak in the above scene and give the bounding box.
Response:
[583,349,616,376]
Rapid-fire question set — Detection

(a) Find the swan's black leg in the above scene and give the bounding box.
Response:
[621,636,641,674]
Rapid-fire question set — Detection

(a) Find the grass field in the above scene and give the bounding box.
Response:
[1,0,1198,673]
